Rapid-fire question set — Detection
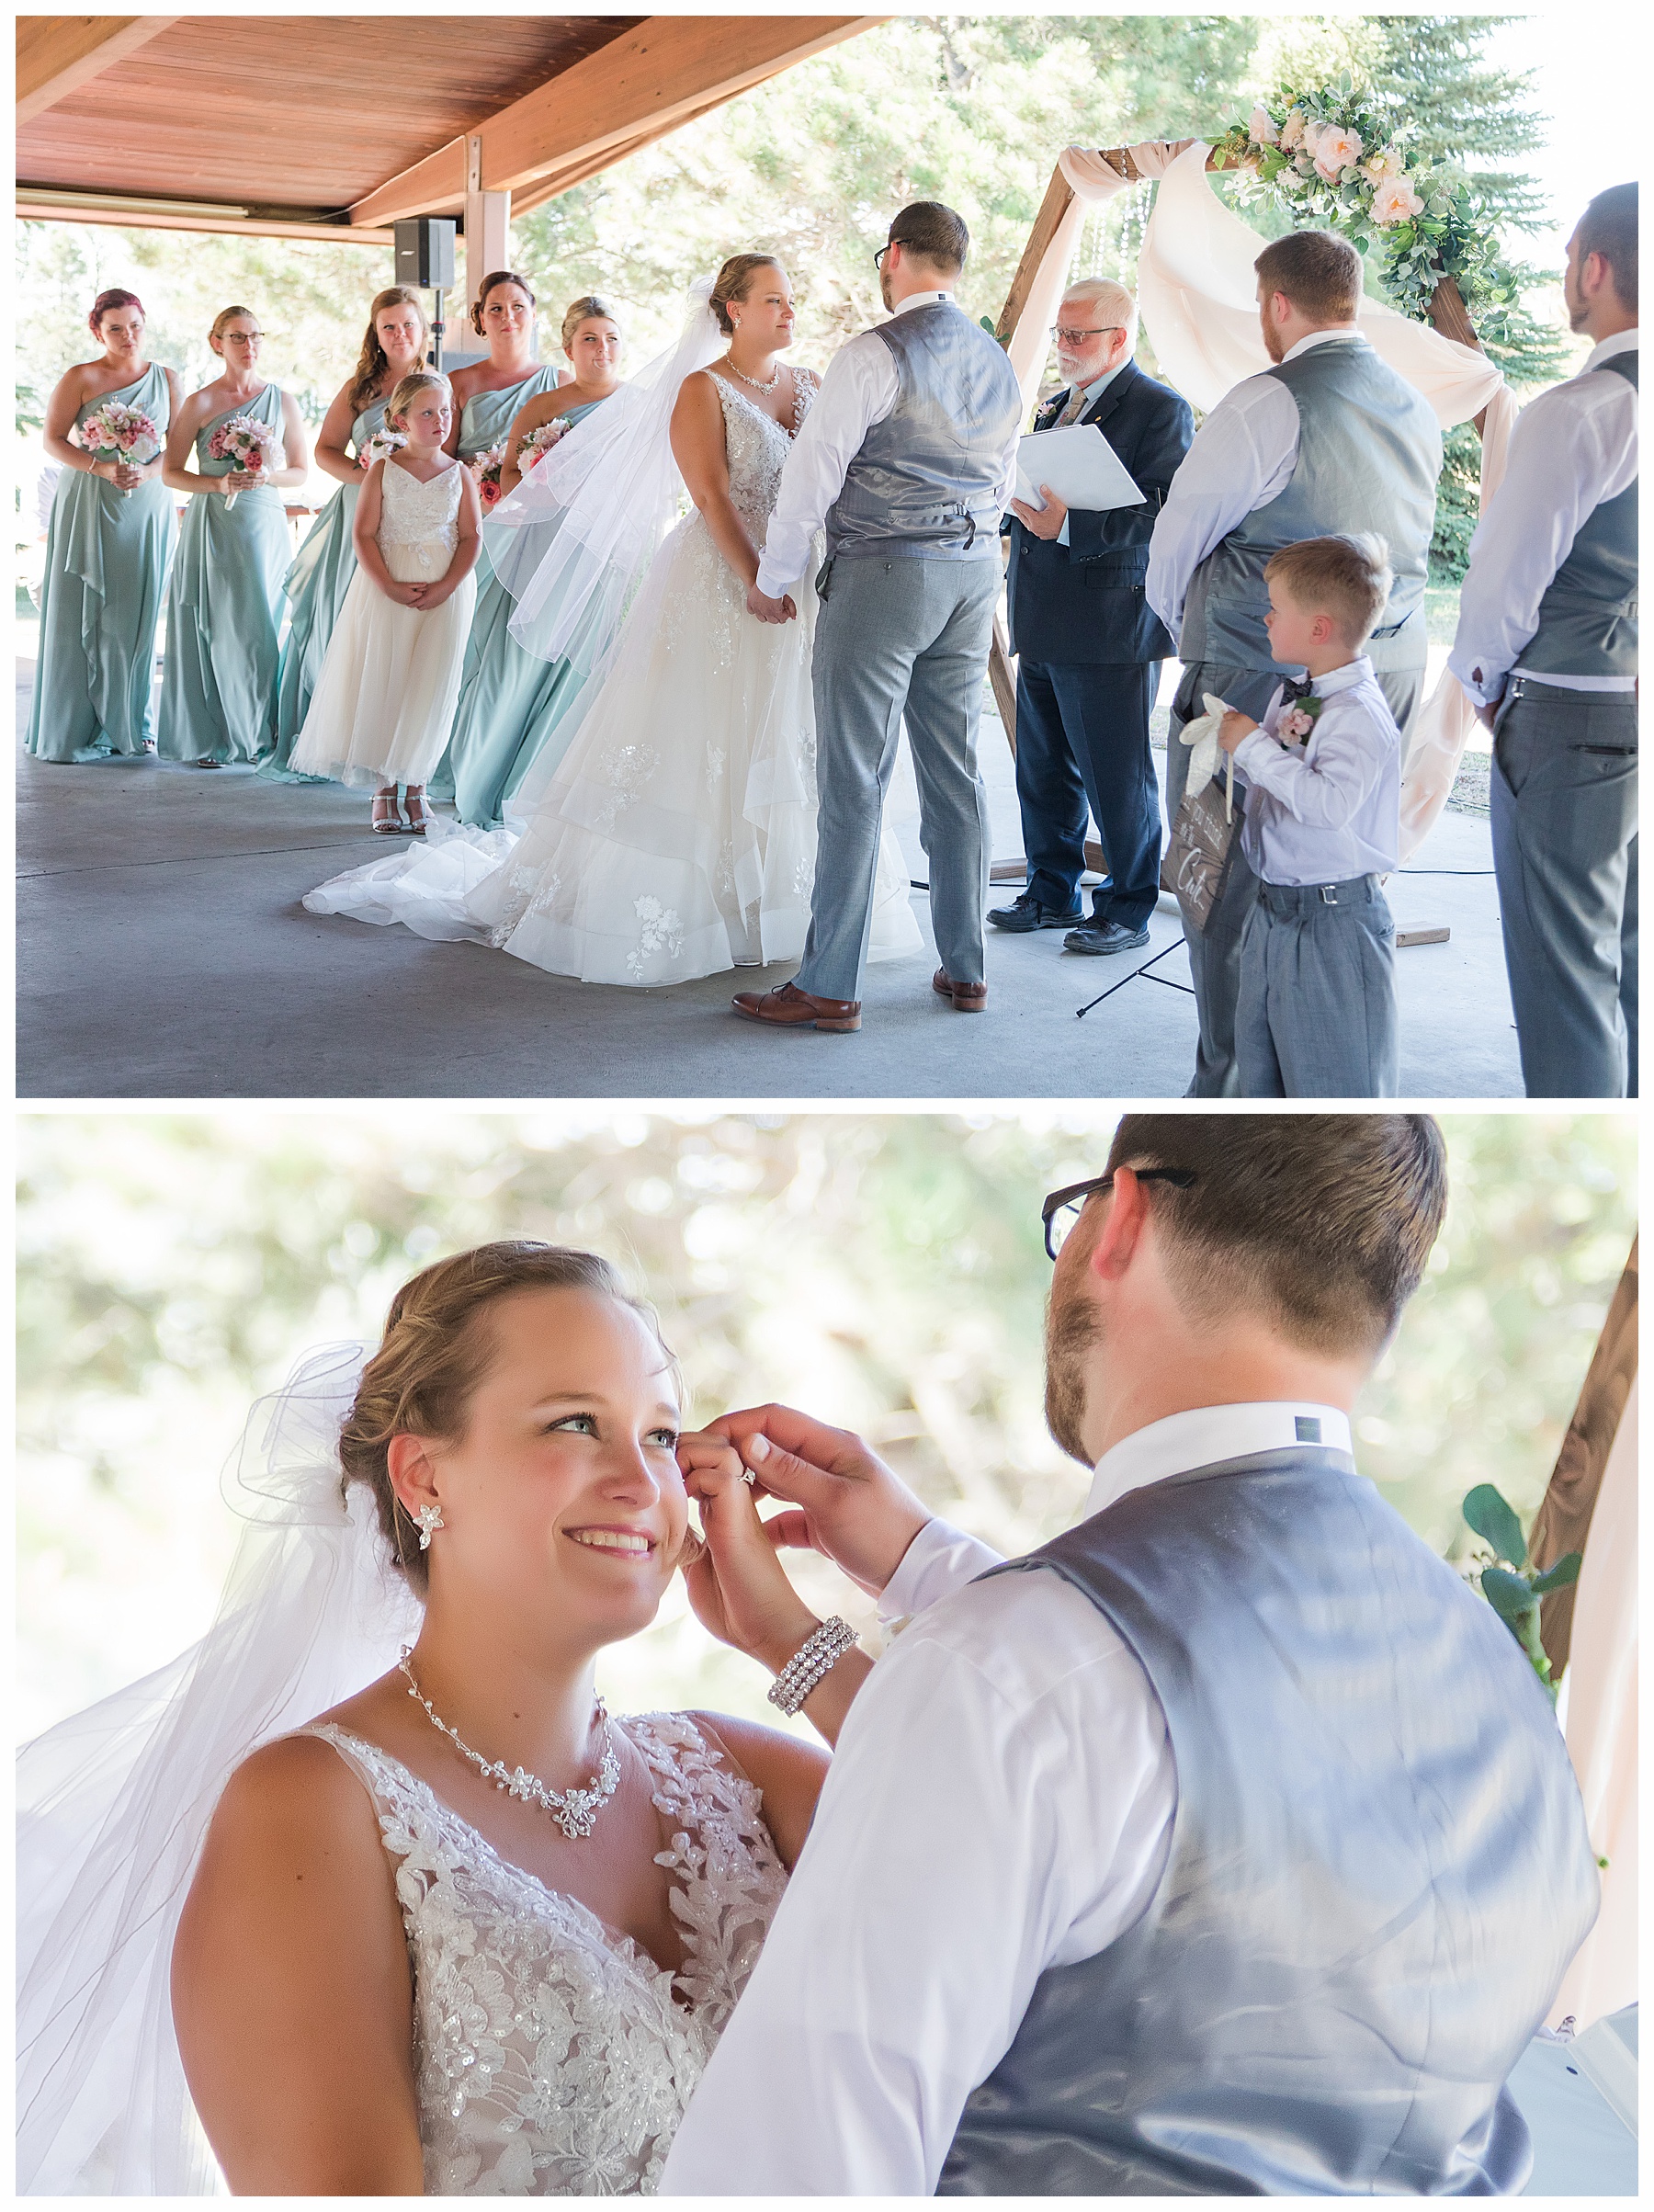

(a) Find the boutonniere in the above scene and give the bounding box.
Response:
[1277,696,1324,745]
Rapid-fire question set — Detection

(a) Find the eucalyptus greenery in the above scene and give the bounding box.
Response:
[1461,1481,1580,1703]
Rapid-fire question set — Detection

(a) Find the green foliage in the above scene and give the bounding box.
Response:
[1462,1480,1583,1702]
[16,1112,1636,1742]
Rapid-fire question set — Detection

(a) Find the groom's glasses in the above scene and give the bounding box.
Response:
[1042,1168,1196,1261]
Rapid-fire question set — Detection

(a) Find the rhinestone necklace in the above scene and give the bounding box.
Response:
[398,1647,621,1841]
[725,354,781,393]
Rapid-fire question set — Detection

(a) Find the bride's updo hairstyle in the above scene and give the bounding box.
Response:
[470,269,537,337]
[338,1241,675,1594]
[709,255,782,336]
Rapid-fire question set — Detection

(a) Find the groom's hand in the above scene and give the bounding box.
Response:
[745,583,796,624]
[706,1403,932,1596]
[1008,484,1067,540]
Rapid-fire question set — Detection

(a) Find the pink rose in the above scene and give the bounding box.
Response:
[1248,105,1278,146]
[1278,706,1316,743]
[1312,124,1364,181]
[1371,176,1424,228]
[1364,144,1406,183]
[1279,109,1306,151]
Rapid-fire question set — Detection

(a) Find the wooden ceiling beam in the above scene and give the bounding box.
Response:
[346,14,880,229]
[478,15,880,196]
[17,186,393,246]
[17,14,181,125]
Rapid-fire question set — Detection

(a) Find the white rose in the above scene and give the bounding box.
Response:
[1364,144,1406,182]
[1312,124,1364,181]
[1249,104,1278,146]
[1279,109,1306,150]
[1370,176,1425,227]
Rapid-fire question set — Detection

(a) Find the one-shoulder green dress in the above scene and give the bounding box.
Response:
[266,396,389,780]
[156,381,290,766]
[429,367,561,808]
[443,391,612,828]
[26,361,176,762]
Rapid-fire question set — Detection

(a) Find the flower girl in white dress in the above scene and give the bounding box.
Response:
[291,371,481,834]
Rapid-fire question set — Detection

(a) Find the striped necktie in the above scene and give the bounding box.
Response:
[1056,384,1090,426]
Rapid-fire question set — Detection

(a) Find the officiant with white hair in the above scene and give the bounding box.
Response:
[991,279,1193,954]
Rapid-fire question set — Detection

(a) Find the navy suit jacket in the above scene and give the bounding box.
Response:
[1005,357,1195,667]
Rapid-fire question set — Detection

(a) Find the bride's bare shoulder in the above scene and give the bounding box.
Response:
[213,1730,374,1841]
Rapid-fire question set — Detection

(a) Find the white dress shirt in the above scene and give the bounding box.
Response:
[1232,654,1400,885]
[660,1401,1354,2197]
[755,291,1020,597]
[1449,329,1639,704]
[1145,326,1365,641]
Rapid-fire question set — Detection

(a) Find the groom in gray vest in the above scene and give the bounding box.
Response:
[662,1114,1599,2196]
[733,203,1025,1033]
[1148,231,1442,1095]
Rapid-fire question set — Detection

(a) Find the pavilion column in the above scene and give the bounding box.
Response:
[464,135,512,308]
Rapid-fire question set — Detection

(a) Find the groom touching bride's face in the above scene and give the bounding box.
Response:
[662,1114,1600,2199]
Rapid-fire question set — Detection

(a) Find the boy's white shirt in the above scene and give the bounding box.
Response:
[1231,654,1400,883]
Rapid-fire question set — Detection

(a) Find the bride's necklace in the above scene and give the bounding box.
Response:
[398,1647,621,1841]
[725,354,781,393]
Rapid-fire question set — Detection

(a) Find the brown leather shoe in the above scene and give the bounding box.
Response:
[933,967,988,1012]
[731,981,862,1032]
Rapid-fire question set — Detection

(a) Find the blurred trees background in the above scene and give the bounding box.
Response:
[17,1110,1636,1741]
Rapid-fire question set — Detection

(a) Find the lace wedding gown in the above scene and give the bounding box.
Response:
[304,1711,787,2196]
[303,369,922,983]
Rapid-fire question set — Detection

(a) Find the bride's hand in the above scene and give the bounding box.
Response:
[676,1431,819,1673]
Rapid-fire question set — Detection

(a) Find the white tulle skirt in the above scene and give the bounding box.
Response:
[303,511,923,985]
[289,541,475,791]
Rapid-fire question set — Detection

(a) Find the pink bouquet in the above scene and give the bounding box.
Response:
[470,442,507,511]
[206,414,278,509]
[514,417,571,473]
[80,402,161,498]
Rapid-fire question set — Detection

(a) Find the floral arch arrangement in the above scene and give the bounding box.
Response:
[1210,73,1509,328]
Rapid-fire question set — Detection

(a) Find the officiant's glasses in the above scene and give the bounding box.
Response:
[1042,1168,1196,1261]
[1051,323,1124,346]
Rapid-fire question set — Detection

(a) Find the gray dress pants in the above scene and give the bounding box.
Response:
[796,554,1001,1004]
[1166,660,1424,1097]
[1236,875,1399,1096]
[1490,683,1637,1097]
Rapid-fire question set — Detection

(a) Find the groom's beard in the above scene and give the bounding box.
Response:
[1044,1284,1102,1466]
[1259,307,1286,364]
[879,266,895,313]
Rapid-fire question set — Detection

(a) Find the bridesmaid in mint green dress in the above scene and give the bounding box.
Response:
[443,295,625,827]
[266,287,429,779]
[27,289,181,762]
[429,270,561,811]
[157,306,310,767]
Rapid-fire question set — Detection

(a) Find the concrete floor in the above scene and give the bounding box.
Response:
[17,656,1522,1100]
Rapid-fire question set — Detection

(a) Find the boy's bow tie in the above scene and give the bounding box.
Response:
[1280,674,1317,702]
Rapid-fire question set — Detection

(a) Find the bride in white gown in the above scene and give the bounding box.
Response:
[303,258,921,986]
[17,1242,875,2195]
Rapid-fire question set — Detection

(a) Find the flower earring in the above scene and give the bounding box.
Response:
[414,1502,444,1550]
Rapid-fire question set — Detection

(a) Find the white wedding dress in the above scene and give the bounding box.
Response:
[302,369,923,984]
[305,1711,787,2196]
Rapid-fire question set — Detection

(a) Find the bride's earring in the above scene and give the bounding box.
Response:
[414,1502,444,1549]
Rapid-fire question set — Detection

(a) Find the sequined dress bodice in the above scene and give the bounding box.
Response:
[379,458,463,573]
[305,1715,787,2196]
[706,368,819,538]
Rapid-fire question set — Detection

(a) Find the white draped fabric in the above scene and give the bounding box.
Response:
[1548,1376,1637,2034]
[1009,139,1518,852]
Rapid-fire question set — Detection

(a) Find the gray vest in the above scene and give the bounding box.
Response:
[1522,349,1638,678]
[824,303,1023,562]
[1181,338,1442,675]
[939,1448,1598,2198]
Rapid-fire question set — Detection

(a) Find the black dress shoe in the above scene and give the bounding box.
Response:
[987,891,1083,933]
[1064,919,1150,955]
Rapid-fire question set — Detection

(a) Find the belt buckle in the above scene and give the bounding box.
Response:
[1319,884,1339,906]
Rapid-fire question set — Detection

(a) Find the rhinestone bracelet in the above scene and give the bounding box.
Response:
[767,1616,858,1716]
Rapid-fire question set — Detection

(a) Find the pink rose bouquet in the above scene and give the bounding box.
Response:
[79,402,162,498]
[514,417,571,473]
[470,441,507,511]
[359,427,408,470]
[206,414,278,509]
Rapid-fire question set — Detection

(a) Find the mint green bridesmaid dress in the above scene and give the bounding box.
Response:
[265,397,388,780]
[429,366,561,808]
[444,391,611,828]
[26,361,176,763]
[156,381,291,766]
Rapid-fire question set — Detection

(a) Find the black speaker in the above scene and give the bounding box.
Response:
[393,217,456,292]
